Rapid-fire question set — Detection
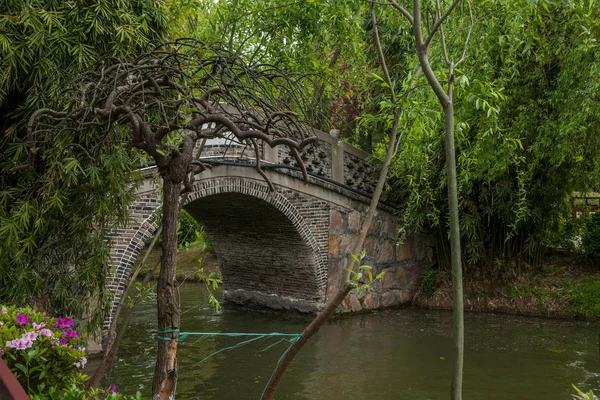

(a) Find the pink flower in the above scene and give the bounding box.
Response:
[39,328,53,337]
[62,330,78,340]
[77,346,86,352]
[59,337,69,345]
[6,339,32,350]
[109,386,117,393]
[54,317,73,329]
[22,332,38,341]
[0,347,3,356]
[32,322,45,330]
[1,306,7,315]
[16,314,30,326]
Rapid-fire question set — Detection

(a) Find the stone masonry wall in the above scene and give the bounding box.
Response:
[327,202,435,312]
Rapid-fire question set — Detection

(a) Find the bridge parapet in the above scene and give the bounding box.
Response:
[198,129,376,194]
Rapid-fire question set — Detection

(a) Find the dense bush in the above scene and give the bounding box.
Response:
[0,305,87,396]
[582,213,600,260]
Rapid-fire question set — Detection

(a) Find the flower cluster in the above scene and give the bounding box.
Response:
[0,305,88,395]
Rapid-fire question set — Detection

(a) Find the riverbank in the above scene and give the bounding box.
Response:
[412,250,600,319]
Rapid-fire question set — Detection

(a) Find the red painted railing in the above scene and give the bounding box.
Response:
[0,357,29,400]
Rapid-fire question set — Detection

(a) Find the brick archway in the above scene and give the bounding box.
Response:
[104,176,328,330]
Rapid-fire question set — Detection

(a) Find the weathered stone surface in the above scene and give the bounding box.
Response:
[399,289,413,304]
[330,209,345,233]
[328,234,339,257]
[397,238,414,261]
[380,290,399,308]
[364,236,377,257]
[347,210,360,232]
[362,292,380,310]
[343,294,362,312]
[338,234,352,255]
[379,240,395,262]
[380,268,397,289]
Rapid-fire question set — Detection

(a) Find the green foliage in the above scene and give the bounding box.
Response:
[0,0,169,326]
[572,384,595,400]
[194,268,223,311]
[420,265,438,297]
[582,213,600,259]
[178,210,202,247]
[0,305,87,396]
[570,278,600,318]
[384,0,600,276]
[31,386,146,400]
[348,250,385,296]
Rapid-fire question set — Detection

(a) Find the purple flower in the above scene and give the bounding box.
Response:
[16,314,30,326]
[62,330,78,339]
[32,322,45,330]
[54,317,73,329]
[39,328,53,337]
[0,347,4,356]
[59,337,69,345]
[109,386,117,393]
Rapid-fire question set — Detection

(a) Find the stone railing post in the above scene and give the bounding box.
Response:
[331,132,344,184]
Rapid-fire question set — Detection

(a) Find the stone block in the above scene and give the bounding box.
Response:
[361,292,380,310]
[338,234,352,256]
[364,237,377,257]
[380,290,399,308]
[399,289,413,304]
[328,234,339,257]
[379,240,395,263]
[330,209,345,233]
[380,268,397,290]
[343,294,362,312]
[397,236,414,261]
[347,210,361,232]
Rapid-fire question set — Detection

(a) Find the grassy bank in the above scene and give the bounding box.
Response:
[413,251,600,319]
[135,241,220,282]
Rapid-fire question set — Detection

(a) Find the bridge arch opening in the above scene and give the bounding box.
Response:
[184,191,324,312]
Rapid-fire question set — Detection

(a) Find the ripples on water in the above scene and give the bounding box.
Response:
[110,283,600,399]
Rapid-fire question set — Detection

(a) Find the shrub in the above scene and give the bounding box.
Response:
[421,265,438,297]
[31,385,145,400]
[0,305,87,396]
[583,212,600,259]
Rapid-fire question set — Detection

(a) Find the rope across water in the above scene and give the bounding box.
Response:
[156,329,303,398]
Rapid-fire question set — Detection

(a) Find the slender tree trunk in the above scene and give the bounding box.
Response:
[261,110,401,400]
[152,179,181,400]
[444,103,464,400]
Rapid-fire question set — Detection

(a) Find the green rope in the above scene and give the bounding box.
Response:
[155,329,303,398]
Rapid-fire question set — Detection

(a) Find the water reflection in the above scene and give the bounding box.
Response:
[112,283,600,399]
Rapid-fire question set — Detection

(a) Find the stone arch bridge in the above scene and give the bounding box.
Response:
[105,130,434,329]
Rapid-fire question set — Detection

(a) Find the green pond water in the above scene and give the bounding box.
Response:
[110,283,600,399]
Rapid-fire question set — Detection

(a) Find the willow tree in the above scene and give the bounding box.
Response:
[27,39,316,400]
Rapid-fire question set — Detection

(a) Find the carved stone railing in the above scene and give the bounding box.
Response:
[197,129,376,194]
